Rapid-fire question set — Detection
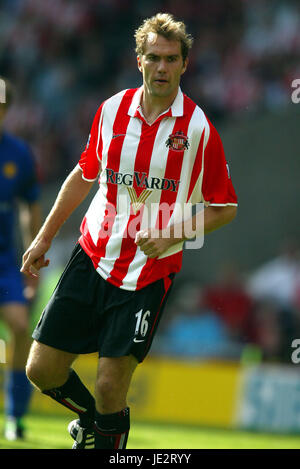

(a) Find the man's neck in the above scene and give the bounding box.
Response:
[141,87,178,125]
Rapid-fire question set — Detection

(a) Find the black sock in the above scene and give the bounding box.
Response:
[42,369,95,427]
[94,407,130,449]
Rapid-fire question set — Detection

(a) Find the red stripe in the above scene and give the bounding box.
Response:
[186,128,205,202]
[94,424,124,444]
[136,95,196,290]
[114,434,122,449]
[108,119,160,287]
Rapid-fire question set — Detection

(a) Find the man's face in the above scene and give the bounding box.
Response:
[137,33,188,99]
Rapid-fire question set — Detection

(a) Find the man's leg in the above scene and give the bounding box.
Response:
[93,355,138,449]
[26,341,96,428]
[1,303,32,439]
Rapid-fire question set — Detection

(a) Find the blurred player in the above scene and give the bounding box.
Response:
[0,77,42,440]
[21,13,237,449]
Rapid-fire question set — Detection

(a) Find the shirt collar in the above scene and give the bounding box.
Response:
[127,86,184,119]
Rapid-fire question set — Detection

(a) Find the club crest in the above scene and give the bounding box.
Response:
[165,131,189,152]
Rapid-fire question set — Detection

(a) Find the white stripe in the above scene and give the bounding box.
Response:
[187,110,210,205]
[127,87,143,116]
[95,103,105,163]
[64,398,87,413]
[82,175,98,182]
[209,202,238,206]
[101,90,128,170]
[85,189,107,246]
[97,113,142,279]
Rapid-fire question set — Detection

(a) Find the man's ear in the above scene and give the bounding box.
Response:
[137,55,143,73]
[181,57,189,75]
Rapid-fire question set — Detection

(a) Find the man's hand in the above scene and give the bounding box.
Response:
[135,229,174,258]
[20,238,51,278]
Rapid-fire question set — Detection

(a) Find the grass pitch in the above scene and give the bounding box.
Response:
[0,413,300,449]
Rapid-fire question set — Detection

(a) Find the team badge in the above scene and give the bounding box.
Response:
[165,130,189,152]
[2,162,17,179]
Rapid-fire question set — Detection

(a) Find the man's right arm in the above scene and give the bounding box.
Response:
[21,165,95,278]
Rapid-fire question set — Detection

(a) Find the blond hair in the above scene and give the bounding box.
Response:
[135,13,193,62]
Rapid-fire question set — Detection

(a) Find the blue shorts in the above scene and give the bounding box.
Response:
[0,258,26,305]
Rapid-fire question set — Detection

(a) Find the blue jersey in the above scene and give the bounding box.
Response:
[0,131,40,304]
[0,131,40,255]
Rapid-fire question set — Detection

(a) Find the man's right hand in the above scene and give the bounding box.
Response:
[20,238,51,278]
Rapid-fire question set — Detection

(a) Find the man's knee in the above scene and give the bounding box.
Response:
[26,341,76,391]
[26,357,68,391]
[25,359,48,391]
[95,356,138,411]
[95,377,119,401]
[95,375,125,413]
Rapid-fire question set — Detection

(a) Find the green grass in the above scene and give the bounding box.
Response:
[1,413,300,449]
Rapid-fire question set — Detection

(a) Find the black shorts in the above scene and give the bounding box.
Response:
[32,244,174,363]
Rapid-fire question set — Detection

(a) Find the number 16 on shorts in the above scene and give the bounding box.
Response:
[134,309,151,343]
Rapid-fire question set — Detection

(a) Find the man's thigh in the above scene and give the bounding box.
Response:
[26,340,78,389]
[98,274,174,363]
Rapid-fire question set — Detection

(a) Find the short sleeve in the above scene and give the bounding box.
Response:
[201,119,238,206]
[78,103,104,181]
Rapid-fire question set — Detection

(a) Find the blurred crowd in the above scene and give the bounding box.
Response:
[154,238,300,364]
[1,0,299,183]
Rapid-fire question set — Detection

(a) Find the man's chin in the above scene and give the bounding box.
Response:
[149,86,172,98]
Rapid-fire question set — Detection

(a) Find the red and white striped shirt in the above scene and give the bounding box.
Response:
[78,87,237,291]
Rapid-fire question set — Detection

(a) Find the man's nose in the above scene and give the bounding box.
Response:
[157,59,167,73]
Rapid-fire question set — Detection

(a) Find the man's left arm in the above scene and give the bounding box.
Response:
[135,205,237,258]
[201,205,237,235]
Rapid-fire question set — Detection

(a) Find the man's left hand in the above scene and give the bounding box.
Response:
[135,229,173,258]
